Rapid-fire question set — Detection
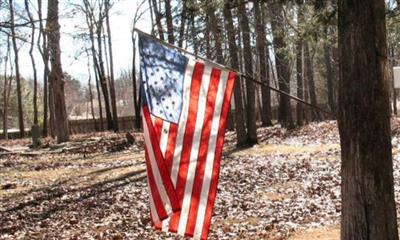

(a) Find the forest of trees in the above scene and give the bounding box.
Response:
[1,0,399,145]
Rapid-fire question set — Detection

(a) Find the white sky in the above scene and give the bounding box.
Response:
[14,0,152,83]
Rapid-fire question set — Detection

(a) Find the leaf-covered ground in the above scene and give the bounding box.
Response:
[1,120,400,239]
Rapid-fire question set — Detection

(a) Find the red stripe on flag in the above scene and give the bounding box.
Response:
[200,72,236,239]
[143,107,180,212]
[144,149,168,220]
[165,124,178,174]
[185,68,221,236]
[152,117,167,230]
[169,62,205,232]
[153,117,163,143]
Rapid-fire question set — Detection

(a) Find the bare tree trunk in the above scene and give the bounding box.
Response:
[304,42,321,121]
[86,50,97,130]
[269,2,294,129]
[24,0,38,125]
[254,1,272,126]
[148,0,155,35]
[83,3,104,131]
[178,2,187,48]
[223,1,247,147]
[190,9,198,56]
[131,30,141,129]
[338,0,399,239]
[105,0,118,131]
[94,64,104,131]
[151,0,165,40]
[3,36,10,140]
[324,27,336,115]
[295,4,305,126]
[164,0,174,44]
[88,70,97,130]
[238,1,257,145]
[95,10,113,130]
[46,0,69,143]
[9,0,25,138]
[37,0,50,137]
[296,38,304,126]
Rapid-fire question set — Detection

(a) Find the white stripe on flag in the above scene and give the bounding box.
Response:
[148,177,160,224]
[177,64,213,235]
[160,121,170,158]
[171,58,196,187]
[142,114,173,215]
[193,70,230,239]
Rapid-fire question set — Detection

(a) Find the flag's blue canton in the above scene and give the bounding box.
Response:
[139,34,188,124]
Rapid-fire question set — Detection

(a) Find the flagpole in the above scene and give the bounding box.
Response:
[133,28,334,117]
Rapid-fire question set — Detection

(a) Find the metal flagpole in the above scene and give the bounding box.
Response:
[133,28,334,117]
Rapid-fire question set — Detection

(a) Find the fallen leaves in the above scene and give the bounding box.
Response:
[1,120,400,239]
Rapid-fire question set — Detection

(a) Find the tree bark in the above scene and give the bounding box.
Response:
[254,1,272,127]
[46,0,69,143]
[190,9,198,56]
[223,1,247,147]
[238,1,257,145]
[269,2,294,129]
[164,0,174,44]
[9,0,25,138]
[105,0,119,131]
[178,2,187,48]
[338,0,399,239]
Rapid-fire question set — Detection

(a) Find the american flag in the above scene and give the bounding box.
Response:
[139,33,236,239]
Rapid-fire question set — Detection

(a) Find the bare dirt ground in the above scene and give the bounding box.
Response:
[2,119,400,239]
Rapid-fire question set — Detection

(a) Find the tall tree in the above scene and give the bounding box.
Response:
[86,54,97,129]
[338,0,399,239]
[95,8,113,130]
[254,1,272,126]
[223,1,247,147]
[304,42,321,121]
[238,1,257,145]
[324,26,336,115]
[130,0,146,129]
[8,0,24,138]
[164,0,174,44]
[82,1,104,130]
[151,0,165,40]
[296,3,305,126]
[269,2,294,129]
[105,0,119,131]
[3,36,11,140]
[24,0,38,125]
[37,0,50,136]
[46,0,70,142]
[177,1,187,48]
